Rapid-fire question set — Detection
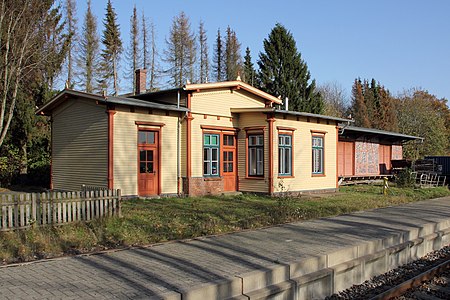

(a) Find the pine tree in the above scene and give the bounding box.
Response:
[212,29,225,81]
[126,5,140,93]
[198,21,209,83]
[100,0,122,95]
[148,20,159,90]
[224,26,241,81]
[64,0,77,88]
[242,47,255,85]
[257,23,323,113]
[164,11,196,87]
[77,0,100,93]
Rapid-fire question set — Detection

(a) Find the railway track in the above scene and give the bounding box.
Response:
[326,245,450,300]
[372,258,450,299]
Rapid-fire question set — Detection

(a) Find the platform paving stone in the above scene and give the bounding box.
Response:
[1,196,450,299]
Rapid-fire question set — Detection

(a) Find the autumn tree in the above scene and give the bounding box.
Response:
[77,0,100,93]
[242,47,256,85]
[350,78,397,131]
[397,90,449,159]
[224,26,241,81]
[258,23,323,113]
[100,0,122,95]
[212,29,225,81]
[198,21,209,83]
[64,0,77,88]
[165,11,196,87]
[351,79,370,127]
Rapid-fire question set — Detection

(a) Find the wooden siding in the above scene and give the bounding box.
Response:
[191,89,265,117]
[236,113,269,193]
[113,107,179,195]
[272,117,338,192]
[52,99,108,191]
[338,141,355,176]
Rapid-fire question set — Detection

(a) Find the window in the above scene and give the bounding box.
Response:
[278,135,292,176]
[312,136,324,174]
[248,134,264,176]
[223,135,234,146]
[138,131,155,144]
[203,134,219,176]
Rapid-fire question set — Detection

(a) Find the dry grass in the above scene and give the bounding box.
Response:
[1,184,449,265]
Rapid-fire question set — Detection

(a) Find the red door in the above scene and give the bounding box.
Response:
[379,145,391,175]
[222,135,237,191]
[138,130,159,196]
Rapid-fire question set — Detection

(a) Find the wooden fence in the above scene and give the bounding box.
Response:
[0,189,121,231]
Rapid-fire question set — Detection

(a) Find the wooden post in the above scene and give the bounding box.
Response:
[117,189,122,218]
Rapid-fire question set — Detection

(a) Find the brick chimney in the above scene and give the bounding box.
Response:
[135,69,147,95]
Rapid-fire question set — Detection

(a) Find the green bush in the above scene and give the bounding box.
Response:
[395,168,416,187]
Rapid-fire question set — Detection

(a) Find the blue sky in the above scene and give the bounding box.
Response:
[74,0,450,101]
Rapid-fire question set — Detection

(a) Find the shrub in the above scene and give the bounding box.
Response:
[395,168,416,187]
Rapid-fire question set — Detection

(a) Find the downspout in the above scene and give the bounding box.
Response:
[50,116,53,190]
[267,113,275,195]
[186,93,193,195]
[107,107,116,189]
[177,90,180,195]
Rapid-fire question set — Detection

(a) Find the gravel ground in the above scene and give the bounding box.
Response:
[325,245,450,300]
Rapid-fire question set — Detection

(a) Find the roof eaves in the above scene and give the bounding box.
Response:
[273,109,353,123]
[343,126,423,140]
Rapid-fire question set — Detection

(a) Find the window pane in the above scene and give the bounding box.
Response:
[228,151,233,161]
[223,162,228,172]
[249,136,255,146]
[211,135,218,145]
[257,135,264,145]
[140,162,146,173]
[204,148,210,161]
[249,148,256,175]
[147,150,153,161]
[138,132,146,144]
[147,132,155,144]
[211,162,218,174]
[285,148,291,174]
[228,163,233,172]
[285,136,291,146]
[204,135,210,145]
[204,162,210,175]
[212,148,218,161]
[147,162,154,173]
[257,148,263,175]
[140,150,146,161]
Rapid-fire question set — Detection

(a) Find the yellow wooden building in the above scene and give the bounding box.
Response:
[38,72,350,197]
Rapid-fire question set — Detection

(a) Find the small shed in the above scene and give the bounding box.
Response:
[338,126,422,178]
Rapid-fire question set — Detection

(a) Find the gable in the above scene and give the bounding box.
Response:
[190,88,267,117]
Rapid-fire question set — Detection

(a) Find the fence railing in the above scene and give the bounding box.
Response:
[0,189,121,231]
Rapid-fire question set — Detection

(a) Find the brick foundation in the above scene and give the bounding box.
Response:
[182,177,224,196]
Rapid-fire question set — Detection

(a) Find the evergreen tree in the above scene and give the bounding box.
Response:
[126,5,140,93]
[212,29,225,81]
[64,0,77,88]
[257,23,323,113]
[164,11,196,87]
[100,0,122,96]
[77,0,100,93]
[242,47,255,85]
[198,21,209,83]
[224,26,241,81]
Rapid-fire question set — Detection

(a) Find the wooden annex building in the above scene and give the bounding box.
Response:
[37,71,421,197]
[337,126,422,179]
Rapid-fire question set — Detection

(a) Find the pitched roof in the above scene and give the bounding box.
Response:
[36,89,188,115]
[184,81,283,105]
